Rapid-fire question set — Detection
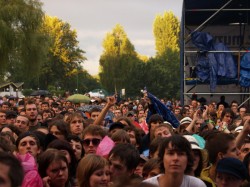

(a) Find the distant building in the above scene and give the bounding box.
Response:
[0,82,24,97]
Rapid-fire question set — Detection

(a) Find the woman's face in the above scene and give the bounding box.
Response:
[50,125,65,140]
[70,117,83,136]
[18,136,40,158]
[89,165,110,187]
[137,104,143,111]
[192,150,201,172]
[70,140,83,161]
[163,143,188,175]
[46,160,68,187]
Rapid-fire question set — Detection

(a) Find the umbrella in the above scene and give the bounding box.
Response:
[67,94,90,104]
[30,90,51,96]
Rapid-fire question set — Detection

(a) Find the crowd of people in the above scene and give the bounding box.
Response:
[0,92,250,187]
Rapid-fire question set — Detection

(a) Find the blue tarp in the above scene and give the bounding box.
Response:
[191,31,237,92]
[146,92,180,128]
[240,51,250,88]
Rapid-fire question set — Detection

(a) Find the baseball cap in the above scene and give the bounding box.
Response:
[216,157,248,180]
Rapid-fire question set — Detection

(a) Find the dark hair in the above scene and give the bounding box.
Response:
[48,119,69,139]
[67,134,85,158]
[0,135,12,152]
[124,126,142,147]
[221,108,234,121]
[205,132,235,164]
[158,135,194,174]
[109,143,140,172]
[149,137,166,159]
[38,149,68,178]
[0,124,21,136]
[16,131,40,148]
[47,139,78,180]
[243,152,250,181]
[0,152,24,187]
[142,158,162,179]
[148,114,164,130]
[89,107,101,115]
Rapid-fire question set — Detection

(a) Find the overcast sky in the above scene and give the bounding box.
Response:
[40,0,183,75]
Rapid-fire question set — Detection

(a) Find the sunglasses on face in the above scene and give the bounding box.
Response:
[82,138,101,146]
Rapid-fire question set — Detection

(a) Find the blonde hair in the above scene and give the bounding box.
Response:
[77,154,109,187]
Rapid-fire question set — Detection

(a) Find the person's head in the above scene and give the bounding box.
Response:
[1,101,10,111]
[41,101,49,111]
[221,108,234,125]
[108,122,125,135]
[108,143,140,181]
[178,117,192,134]
[25,100,38,122]
[238,139,250,161]
[77,154,110,187]
[149,137,166,159]
[158,135,194,175]
[82,125,106,155]
[124,126,141,149]
[47,139,76,166]
[67,135,84,161]
[38,149,69,187]
[16,131,41,158]
[0,135,12,153]
[111,129,131,145]
[216,157,247,187]
[153,123,173,139]
[205,132,239,165]
[183,135,204,177]
[0,109,6,125]
[48,119,68,140]
[66,112,84,137]
[239,106,247,119]
[42,109,53,121]
[114,108,122,118]
[0,151,24,187]
[148,114,164,133]
[5,110,17,125]
[243,152,250,181]
[89,107,101,121]
[142,158,162,179]
[14,115,29,133]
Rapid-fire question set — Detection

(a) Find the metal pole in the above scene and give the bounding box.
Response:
[184,93,250,95]
[185,0,233,41]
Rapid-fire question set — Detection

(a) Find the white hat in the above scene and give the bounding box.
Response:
[235,126,243,133]
[183,135,201,150]
[180,117,192,125]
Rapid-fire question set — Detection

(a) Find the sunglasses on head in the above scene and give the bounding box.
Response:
[82,138,101,146]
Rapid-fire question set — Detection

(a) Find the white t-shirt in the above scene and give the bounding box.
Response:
[143,174,206,187]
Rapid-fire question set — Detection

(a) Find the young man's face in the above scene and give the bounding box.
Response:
[108,154,131,181]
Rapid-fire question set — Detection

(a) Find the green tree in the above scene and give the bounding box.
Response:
[0,0,48,81]
[39,16,88,91]
[145,11,181,99]
[99,24,139,95]
[153,11,180,55]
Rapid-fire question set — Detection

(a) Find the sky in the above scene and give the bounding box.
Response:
[40,0,183,75]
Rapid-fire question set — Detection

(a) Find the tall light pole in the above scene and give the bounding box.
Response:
[76,61,81,93]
